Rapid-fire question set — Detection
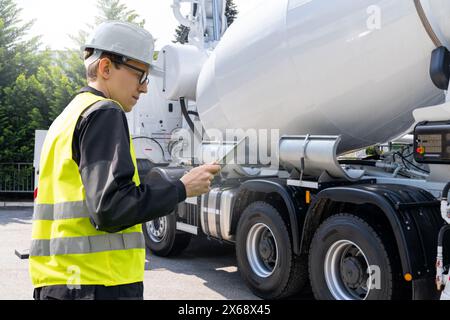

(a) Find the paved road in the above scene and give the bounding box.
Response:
[0,207,312,300]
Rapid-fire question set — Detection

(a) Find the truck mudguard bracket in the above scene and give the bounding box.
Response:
[302,184,445,280]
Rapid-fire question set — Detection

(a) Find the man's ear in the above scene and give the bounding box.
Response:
[98,57,112,80]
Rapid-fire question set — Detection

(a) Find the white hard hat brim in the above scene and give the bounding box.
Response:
[81,21,155,66]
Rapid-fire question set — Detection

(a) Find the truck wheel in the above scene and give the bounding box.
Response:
[142,213,191,257]
[236,202,307,299]
[309,214,395,300]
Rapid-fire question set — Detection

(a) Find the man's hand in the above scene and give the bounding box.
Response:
[180,163,221,197]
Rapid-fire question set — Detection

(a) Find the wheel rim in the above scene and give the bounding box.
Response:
[146,217,167,243]
[246,223,278,278]
[324,240,371,300]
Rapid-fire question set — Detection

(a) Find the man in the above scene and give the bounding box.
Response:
[30,21,220,300]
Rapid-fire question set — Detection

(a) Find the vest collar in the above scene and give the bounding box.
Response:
[79,86,107,99]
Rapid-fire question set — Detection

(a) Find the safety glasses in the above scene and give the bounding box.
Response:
[111,58,149,85]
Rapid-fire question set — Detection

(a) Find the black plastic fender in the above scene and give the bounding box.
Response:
[300,184,444,282]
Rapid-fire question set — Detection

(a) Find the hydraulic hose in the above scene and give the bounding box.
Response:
[443,182,450,200]
[180,97,203,141]
[132,136,167,162]
[438,225,450,247]
[414,0,442,48]
[436,225,450,289]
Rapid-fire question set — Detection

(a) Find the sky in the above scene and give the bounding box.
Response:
[14,0,261,50]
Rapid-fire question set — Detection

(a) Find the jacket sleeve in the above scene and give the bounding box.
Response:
[75,103,186,233]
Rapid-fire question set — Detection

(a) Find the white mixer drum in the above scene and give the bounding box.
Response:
[196,0,449,154]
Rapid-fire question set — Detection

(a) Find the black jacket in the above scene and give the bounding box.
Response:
[73,86,186,233]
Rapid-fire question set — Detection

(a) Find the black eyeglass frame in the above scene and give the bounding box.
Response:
[110,57,149,85]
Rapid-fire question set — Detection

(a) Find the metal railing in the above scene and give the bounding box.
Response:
[0,163,34,193]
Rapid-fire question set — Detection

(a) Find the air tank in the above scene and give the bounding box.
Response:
[196,0,450,154]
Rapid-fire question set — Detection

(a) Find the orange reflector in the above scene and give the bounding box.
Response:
[404,273,413,282]
[306,191,311,204]
[416,147,425,154]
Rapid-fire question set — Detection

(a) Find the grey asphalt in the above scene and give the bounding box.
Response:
[0,207,312,300]
[0,207,259,300]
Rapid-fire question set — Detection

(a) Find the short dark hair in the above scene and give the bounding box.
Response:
[84,48,123,81]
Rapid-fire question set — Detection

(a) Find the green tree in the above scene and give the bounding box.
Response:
[0,74,48,162]
[95,0,145,27]
[35,65,79,122]
[0,0,42,89]
[65,0,147,93]
[0,61,81,162]
[69,0,146,50]
[174,24,190,44]
[55,50,87,90]
[0,0,147,163]
[0,0,53,163]
[225,0,238,26]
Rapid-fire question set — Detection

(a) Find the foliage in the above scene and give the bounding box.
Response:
[0,0,145,163]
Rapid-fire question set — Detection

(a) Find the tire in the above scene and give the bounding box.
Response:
[236,201,308,299]
[142,212,191,257]
[309,214,396,300]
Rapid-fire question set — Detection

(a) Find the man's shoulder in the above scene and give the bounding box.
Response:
[81,99,124,119]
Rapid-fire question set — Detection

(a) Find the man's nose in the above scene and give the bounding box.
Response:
[139,81,149,94]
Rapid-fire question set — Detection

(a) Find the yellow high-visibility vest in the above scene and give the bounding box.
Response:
[29,92,145,288]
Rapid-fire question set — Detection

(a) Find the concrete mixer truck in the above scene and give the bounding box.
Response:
[127,0,450,300]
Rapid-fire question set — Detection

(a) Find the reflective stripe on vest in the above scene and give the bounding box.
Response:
[33,201,90,220]
[30,232,145,256]
[29,92,144,288]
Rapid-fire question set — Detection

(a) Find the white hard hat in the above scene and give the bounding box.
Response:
[81,21,155,66]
